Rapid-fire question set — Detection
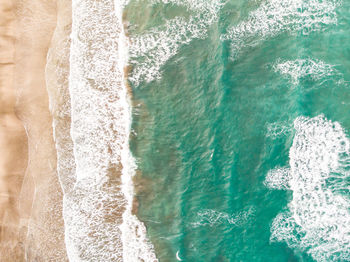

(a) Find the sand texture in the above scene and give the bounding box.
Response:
[0,0,70,260]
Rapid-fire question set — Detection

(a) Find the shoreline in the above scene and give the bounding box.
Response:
[0,0,157,260]
[64,0,158,260]
[119,4,159,261]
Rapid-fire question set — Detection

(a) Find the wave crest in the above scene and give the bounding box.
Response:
[129,0,224,85]
[273,58,338,85]
[267,115,350,261]
[221,0,341,59]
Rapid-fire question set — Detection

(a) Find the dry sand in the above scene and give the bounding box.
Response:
[0,0,70,260]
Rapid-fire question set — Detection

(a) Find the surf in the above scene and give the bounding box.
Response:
[221,0,341,59]
[266,115,350,261]
[128,0,224,85]
[52,0,159,261]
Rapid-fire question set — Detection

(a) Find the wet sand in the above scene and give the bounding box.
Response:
[0,0,70,260]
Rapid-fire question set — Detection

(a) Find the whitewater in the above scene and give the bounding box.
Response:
[48,0,158,261]
[42,0,350,261]
[266,115,350,261]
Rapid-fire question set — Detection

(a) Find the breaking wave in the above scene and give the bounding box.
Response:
[266,115,350,261]
[129,0,224,85]
[221,0,341,59]
[265,167,292,190]
[273,58,338,85]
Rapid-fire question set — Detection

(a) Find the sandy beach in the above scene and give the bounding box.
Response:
[0,0,69,260]
[1,0,159,260]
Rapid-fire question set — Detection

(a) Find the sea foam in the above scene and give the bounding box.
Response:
[221,0,341,59]
[129,0,224,86]
[264,167,291,190]
[266,115,350,261]
[266,121,293,139]
[66,0,157,261]
[191,208,255,228]
[273,58,338,85]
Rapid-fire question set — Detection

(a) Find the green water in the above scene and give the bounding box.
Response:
[125,0,350,261]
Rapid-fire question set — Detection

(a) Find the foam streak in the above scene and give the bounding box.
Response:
[221,0,340,59]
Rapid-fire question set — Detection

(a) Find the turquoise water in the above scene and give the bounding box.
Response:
[125,0,350,261]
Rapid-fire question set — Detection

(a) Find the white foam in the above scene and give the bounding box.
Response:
[129,0,224,85]
[191,207,255,228]
[221,0,341,59]
[265,167,292,190]
[267,115,350,261]
[266,121,292,139]
[273,58,337,85]
[66,0,157,261]
[150,0,224,13]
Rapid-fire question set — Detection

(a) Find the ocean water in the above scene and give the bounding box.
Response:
[124,0,350,261]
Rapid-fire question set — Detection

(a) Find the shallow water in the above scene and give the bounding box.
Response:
[125,0,350,261]
[57,0,157,261]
